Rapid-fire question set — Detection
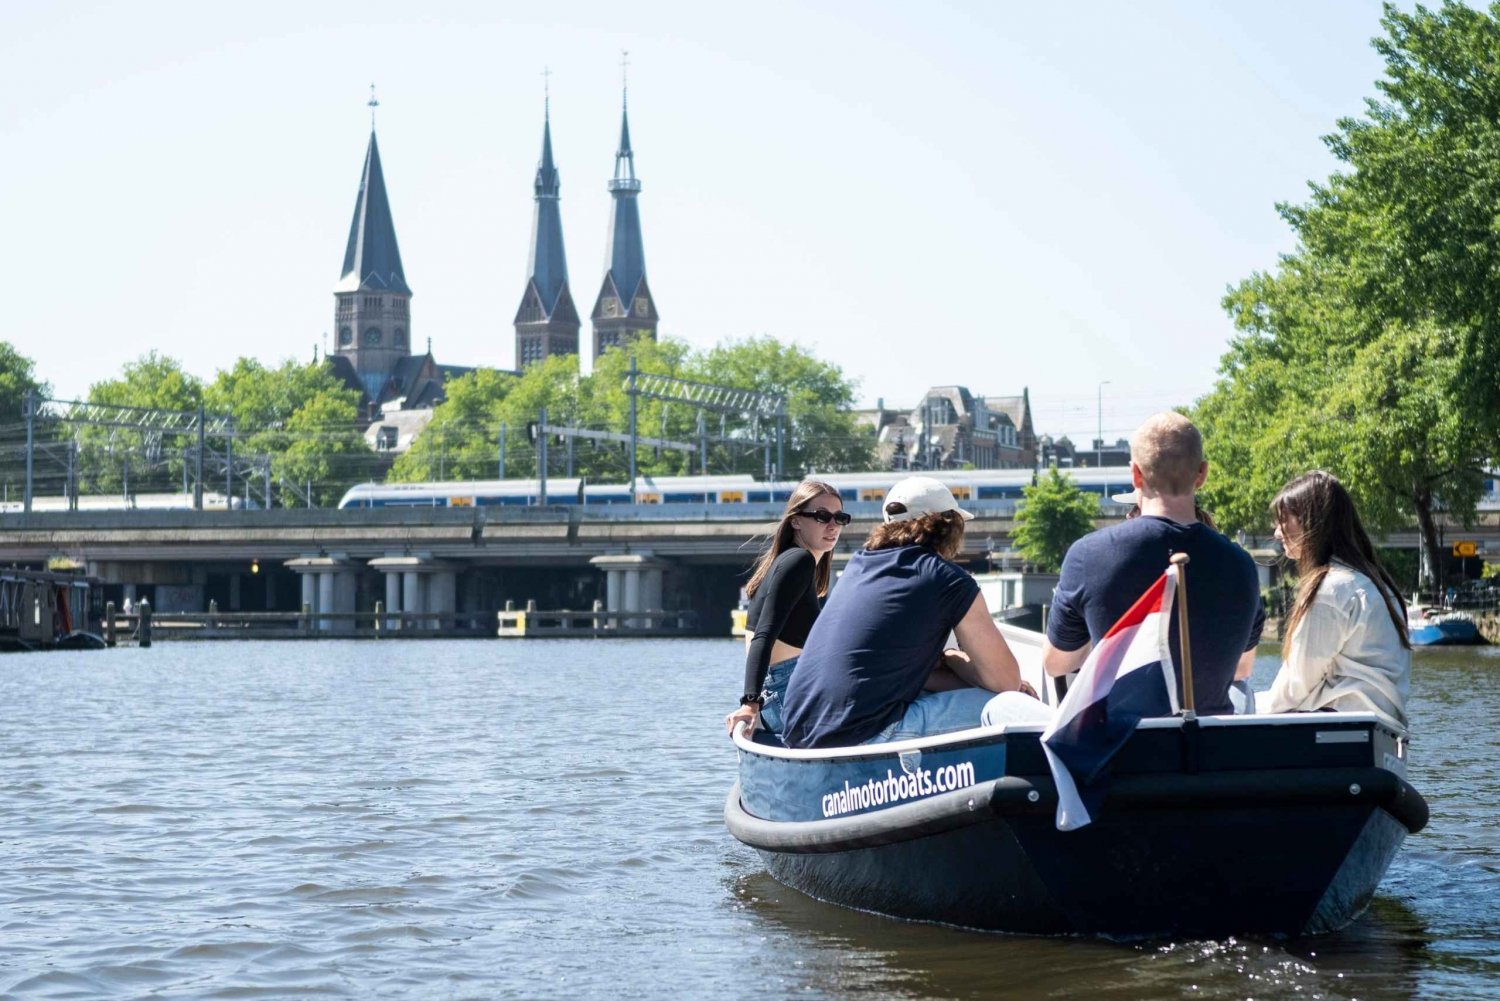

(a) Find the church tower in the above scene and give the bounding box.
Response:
[591,87,658,360]
[514,94,580,367]
[333,97,412,402]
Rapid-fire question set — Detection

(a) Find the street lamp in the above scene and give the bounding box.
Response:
[1096,381,1111,469]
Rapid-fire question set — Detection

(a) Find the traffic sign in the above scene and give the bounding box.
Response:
[1452,541,1479,558]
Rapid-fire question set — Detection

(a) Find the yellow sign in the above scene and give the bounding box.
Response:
[1453,541,1479,557]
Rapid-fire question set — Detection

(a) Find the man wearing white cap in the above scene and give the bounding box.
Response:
[781,476,1036,749]
[1041,413,1263,713]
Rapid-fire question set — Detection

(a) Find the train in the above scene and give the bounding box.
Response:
[0,492,252,514]
[336,468,1141,512]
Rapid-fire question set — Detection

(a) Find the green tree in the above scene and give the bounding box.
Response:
[205,357,377,505]
[1012,468,1098,572]
[0,341,50,500]
[78,352,204,495]
[1193,2,1500,587]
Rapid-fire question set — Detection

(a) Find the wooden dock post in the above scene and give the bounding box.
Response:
[138,598,152,648]
[104,601,116,647]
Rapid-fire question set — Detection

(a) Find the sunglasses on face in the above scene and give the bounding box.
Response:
[798,509,851,526]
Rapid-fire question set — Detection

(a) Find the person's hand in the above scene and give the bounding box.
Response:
[1015,680,1039,700]
[725,702,760,735]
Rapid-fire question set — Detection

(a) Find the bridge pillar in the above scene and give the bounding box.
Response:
[285,555,356,634]
[384,572,401,630]
[590,553,669,631]
[369,555,456,632]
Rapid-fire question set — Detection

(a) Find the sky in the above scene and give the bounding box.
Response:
[0,1,1394,445]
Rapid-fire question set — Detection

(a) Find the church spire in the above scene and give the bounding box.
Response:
[592,59,656,360]
[336,127,410,295]
[514,79,579,367]
[333,92,413,403]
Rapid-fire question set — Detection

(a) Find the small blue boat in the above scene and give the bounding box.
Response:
[1407,610,1483,646]
[726,628,1428,938]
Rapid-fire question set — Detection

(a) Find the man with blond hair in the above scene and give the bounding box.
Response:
[1040,412,1263,714]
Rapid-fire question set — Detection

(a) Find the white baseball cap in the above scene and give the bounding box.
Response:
[883,476,975,523]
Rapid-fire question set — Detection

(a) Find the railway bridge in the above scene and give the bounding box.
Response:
[2,504,1494,636]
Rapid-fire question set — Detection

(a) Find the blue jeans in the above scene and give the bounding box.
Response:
[758,656,798,735]
[862,687,996,744]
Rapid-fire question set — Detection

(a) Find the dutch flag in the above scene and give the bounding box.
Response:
[1042,567,1181,831]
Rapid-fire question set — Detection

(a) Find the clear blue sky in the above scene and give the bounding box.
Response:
[0,1,1392,444]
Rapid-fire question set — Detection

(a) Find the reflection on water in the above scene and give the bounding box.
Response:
[0,640,1496,999]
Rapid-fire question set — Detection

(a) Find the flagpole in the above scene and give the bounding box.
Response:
[1170,553,1196,720]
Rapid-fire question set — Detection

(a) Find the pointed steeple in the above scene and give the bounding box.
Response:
[592,73,656,360]
[332,98,413,403]
[527,99,569,313]
[336,126,410,295]
[514,87,580,367]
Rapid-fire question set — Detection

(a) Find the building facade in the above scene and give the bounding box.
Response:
[857,386,1037,471]
[513,101,581,367]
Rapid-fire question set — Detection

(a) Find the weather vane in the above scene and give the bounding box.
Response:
[368,83,379,127]
[621,50,630,105]
[542,66,551,114]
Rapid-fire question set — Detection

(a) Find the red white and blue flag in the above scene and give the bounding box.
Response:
[1041,568,1181,831]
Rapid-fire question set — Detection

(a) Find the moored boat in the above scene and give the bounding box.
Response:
[1407,609,1484,646]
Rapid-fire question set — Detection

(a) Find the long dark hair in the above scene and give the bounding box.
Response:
[1272,470,1409,651]
[744,479,840,599]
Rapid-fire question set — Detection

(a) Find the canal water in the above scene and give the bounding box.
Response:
[1,640,1496,1000]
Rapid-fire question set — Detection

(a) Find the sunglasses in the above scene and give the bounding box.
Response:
[797,509,852,526]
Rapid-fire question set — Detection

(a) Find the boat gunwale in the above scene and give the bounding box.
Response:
[732,711,1405,763]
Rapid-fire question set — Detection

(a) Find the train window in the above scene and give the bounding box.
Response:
[748,491,770,503]
[719,490,745,503]
[638,493,662,504]
[859,488,885,502]
[950,485,973,500]
[771,491,792,502]
[839,489,858,501]
[449,497,473,507]
[664,493,708,504]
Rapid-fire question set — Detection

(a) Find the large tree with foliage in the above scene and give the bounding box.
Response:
[1012,468,1098,573]
[0,341,50,500]
[76,352,204,495]
[205,357,377,506]
[1194,2,1500,589]
[390,335,875,484]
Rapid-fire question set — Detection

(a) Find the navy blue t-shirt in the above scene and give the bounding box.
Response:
[1048,516,1264,716]
[781,545,981,749]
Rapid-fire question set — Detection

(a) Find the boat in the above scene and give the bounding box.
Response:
[1407,608,1483,646]
[725,625,1428,938]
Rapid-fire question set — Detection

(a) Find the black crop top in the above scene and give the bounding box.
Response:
[742,547,821,699]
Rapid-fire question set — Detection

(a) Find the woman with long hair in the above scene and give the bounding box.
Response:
[723,479,848,735]
[780,477,1033,749]
[1265,470,1411,728]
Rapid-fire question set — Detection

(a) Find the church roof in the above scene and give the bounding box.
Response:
[526,110,573,317]
[602,103,646,305]
[336,129,411,295]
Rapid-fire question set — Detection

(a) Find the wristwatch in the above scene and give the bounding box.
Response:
[739,694,764,707]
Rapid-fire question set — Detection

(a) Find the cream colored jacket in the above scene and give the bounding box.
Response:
[1265,561,1410,730]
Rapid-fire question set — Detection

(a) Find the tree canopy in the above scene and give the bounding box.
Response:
[389,335,875,484]
[1193,1,1500,588]
[1012,468,1098,573]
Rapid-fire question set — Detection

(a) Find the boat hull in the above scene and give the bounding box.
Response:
[728,715,1425,938]
[1408,617,1482,645]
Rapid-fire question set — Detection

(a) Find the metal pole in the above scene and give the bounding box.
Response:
[776,413,785,480]
[195,405,205,511]
[499,422,507,479]
[566,432,574,478]
[538,405,548,506]
[225,423,233,501]
[1096,380,1110,469]
[697,410,707,476]
[627,356,638,503]
[66,440,76,511]
[23,389,34,514]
